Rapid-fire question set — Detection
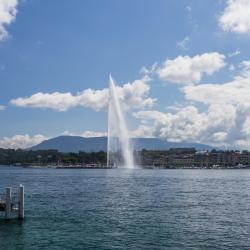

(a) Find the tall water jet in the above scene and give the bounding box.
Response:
[107,75,134,168]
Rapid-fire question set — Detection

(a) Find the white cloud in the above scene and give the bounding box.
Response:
[62,130,107,138]
[11,92,84,112]
[219,0,250,34]
[10,77,156,112]
[0,105,5,110]
[228,49,241,58]
[157,52,226,84]
[183,75,250,106]
[212,132,228,142]
[0,134,47,149]
[133,104,237,146]
[0,0,18,40]
[170,65,250,147]
[81,131,107,137]
[177,36,190,50]
[129,125,154,138]
[132,60,250,148]
[240,60,250,76]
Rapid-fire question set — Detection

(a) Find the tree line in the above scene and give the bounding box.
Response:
[0,148,107,165]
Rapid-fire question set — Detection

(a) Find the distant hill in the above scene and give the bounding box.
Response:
[30,136,214,153]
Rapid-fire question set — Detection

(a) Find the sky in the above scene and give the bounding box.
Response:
[1,0,250,149]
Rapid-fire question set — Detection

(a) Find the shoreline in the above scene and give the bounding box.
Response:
[1,165,250,170]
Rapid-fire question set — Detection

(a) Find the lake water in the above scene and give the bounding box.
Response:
[1,167,250,249]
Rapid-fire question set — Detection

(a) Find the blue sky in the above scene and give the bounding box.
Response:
[1,0,250,148]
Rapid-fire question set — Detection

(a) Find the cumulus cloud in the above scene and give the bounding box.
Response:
[157,52,226,84]
[11,89,108,112]
[0,134,47,149]
[10,77,156,112]
[63,130,107,138]
[129,125,154,138]
[132,59,250,148]
[240,60,250,76]
[133,104,237,146]
[183,75,250,106]
[0,0,18,40]
[219,0,250,34]
[170,64,250,147]
[0,105,5,110]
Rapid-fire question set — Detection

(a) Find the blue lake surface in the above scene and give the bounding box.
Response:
[1,167,250,249]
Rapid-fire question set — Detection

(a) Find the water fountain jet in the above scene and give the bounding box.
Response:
[107,75,134,168]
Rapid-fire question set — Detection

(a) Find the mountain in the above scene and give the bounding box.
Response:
[30,136,214,152]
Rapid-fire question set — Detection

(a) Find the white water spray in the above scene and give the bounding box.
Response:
[107,75,134,168]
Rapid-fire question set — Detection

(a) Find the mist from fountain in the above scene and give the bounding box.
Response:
[107,75,134,168]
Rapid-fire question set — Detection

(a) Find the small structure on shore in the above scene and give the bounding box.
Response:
[0,185,24,220]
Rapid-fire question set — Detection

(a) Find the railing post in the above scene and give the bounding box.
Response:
[18,185,24,220]
[5,187,11,220]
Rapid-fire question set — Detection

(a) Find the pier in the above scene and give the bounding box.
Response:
[0,185,24,220]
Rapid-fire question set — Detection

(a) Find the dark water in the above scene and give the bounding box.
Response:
[1,167,250,250]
